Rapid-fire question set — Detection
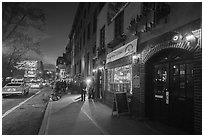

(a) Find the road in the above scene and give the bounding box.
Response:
[2,86,52,135]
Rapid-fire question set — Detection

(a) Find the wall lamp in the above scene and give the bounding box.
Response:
[98,66,104,71]
[132,54,140,63]
[92,69,97,73]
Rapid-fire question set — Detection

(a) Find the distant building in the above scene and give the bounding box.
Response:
[15,60,44,81]
[64,43,72,81]
[56,56,66,79]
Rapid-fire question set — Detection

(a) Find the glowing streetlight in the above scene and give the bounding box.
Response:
[98,66,103,71]
[86,77,92,85]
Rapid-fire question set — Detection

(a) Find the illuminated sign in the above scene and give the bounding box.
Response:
[107,39,137,63]
[16,60,38,70]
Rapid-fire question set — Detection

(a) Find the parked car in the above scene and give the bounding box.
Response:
[42,81,49,87]
[2,83,29,97]
[2,77,12,87]
[29,81,43,89]
[11,78,24,84]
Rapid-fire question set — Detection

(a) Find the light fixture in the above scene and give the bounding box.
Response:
[185,34,196,42]
[98,66,103,71]
[86,77,92,85]
[132,54,140,63]
[132,55,137,60]
[92,69,97,73]
[172,33,182,43]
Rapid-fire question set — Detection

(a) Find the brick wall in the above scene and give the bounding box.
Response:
[193,48,202,134]
[104,91,114,108]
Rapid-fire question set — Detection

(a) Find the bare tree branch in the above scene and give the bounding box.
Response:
[3,14,27,41]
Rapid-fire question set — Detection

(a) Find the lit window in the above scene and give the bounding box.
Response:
[107,64,132,94]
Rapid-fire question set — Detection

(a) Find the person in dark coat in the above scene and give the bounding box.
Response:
[53,79,61,99]
[80,81,86,101]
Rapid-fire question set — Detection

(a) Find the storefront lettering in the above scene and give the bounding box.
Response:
[107,39,137,63]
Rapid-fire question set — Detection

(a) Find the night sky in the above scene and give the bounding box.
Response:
[34,2,78,65]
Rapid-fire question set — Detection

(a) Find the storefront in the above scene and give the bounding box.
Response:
[107,64,132,94]
[104,39,137,106]
[137,19,201,134]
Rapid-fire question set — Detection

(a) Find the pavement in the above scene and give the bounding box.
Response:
[38,93,188,135]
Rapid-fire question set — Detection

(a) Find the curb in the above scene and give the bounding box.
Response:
[38,100,52,135]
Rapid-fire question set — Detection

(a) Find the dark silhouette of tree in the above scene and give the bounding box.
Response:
[3,2,46,41]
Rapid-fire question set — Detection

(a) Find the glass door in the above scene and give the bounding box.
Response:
[153,63,170,123]
[170,61,194,131]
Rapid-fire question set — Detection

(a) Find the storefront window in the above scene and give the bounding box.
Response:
[107,65,132,94]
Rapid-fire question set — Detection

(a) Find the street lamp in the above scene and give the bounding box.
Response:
[86,77,92,85]
[98,66,103,71]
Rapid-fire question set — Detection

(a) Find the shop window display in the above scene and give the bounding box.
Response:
[107,65,132,94]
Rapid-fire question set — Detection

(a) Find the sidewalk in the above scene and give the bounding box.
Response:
[38,93,188,135]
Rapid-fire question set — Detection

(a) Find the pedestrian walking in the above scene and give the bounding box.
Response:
[51,79,61,101]
[80,81,86,101]
[62,80,66,93]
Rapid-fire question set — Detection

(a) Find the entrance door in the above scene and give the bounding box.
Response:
[148,49,194,132]
[153,63,169,123]
[170,61,194,131]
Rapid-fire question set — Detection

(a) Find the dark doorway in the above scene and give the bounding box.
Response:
[145,48,194,133]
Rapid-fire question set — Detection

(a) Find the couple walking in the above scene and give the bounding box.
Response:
[80,78,95,101]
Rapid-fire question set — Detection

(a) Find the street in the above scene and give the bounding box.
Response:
[2,87,51,135]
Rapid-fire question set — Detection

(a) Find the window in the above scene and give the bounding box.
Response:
[92,59,96,70]
[87,23,90,40]
[74,64,76,75]
[84,9,86,18]
[115,11,124,38]
[83,29,86,45]
[87,52,90,75]
[80,37,82,50]
[100,26,105,48]
[88,3,91,13]
[92,44,96,54]
[79,59,81,73]
[107,64,132,94]
[93,11,97,33]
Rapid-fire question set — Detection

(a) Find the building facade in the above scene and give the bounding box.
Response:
[68,2,202,134]
[68,2,105,84]
[96,2,201,134]
[65,43,72,81]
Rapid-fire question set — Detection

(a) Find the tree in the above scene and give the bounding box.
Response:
[3,2,46,41]
[2,2,46,78]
